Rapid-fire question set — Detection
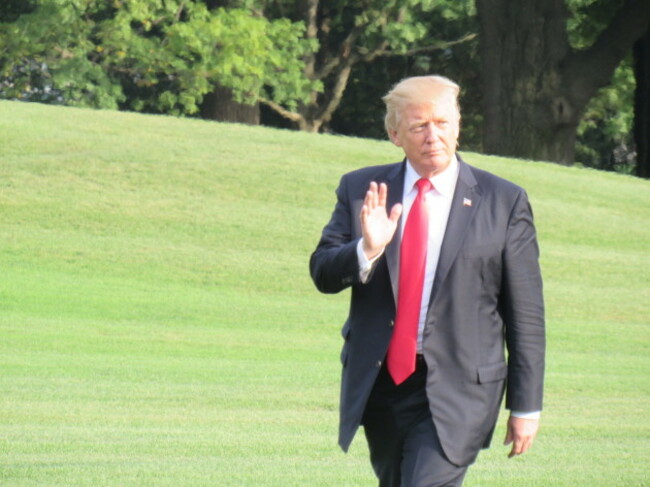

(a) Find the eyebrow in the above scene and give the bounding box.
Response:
[408,121,427,128]
[407,117,450,128]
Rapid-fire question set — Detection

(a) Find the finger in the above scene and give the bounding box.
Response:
[508,437,522,458]
[519,436,533,455]
[388,203,403,224]
[367,181,377,209]
[503,426,513,446]
[364,182,377,209]
[504,424,515,457]
[508,435,533,458]
[378,182,388,208]
[369,181,378,208]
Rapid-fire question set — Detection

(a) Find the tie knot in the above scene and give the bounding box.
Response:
[416,178,432,194]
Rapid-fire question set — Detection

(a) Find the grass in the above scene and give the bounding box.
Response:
[0,99,649,486]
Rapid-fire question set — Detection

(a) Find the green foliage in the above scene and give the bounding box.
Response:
[329,0,480,145]
[575,58,636,172]
[253,0,476,131]
[0,0,317,114]
[566,0,625,48]
[353,1,429,53]
[0,0,639,172]
[327,0,451,56]
[566,0,636,172]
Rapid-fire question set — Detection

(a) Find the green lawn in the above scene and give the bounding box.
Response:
[0,100,648,486]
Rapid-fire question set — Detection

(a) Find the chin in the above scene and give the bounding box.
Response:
[427,158,451,173]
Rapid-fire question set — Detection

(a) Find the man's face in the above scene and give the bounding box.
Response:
[389,91,460,178]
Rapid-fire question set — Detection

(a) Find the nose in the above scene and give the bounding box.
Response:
[423,123,441,142]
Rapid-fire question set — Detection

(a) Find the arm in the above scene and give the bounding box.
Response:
[309,174,359,294]
[501,190,546,457]
[310,179,401,293]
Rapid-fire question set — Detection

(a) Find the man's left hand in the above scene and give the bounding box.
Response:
[504,415,539,458]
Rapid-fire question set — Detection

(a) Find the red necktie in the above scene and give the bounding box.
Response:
[387,178,432,385]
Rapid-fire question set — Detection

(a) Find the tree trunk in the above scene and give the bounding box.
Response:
[298,62,354,133]
[200,84,260,125]
[199,0,260,125]
[633,29,650,178]
[476,0,650,165]
[297,116,323,132]
[477,0,574,163]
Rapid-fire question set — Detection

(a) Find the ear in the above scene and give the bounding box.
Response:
[389,129,402,147]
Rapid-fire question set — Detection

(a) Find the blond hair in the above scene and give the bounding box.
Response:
[382,75,460,136]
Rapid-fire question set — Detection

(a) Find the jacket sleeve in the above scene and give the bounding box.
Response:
[309,174,362,294]
[502,189,546,412]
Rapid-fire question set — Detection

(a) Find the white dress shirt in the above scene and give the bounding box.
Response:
[357,156,458,354]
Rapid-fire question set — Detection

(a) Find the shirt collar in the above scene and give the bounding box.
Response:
[404,154,459,197]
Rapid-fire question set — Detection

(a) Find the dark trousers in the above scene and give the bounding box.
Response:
[362,356,468,487]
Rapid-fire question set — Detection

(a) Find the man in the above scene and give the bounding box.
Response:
[309,75,545,487]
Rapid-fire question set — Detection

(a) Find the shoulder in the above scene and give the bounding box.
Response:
[341,161,403,183]
[460,157,526,198]
[335,161,404,198]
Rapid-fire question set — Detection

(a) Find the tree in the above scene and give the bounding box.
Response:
[633,28,650,178]
[259,0,476,132]
[574,59,636,172]
[328,0,481,145]
[198,0,263,124]
[476,0,650,165]
[0,1,316,117]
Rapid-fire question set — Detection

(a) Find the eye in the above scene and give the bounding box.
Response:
[409,124,426,133]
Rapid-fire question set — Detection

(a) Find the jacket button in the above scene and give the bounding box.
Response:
[376,360,382,368]
[389,320,394,327]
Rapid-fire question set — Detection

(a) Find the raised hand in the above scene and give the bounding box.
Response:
[360,182,403,260]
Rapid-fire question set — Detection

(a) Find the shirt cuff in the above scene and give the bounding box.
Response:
[357,239,384,283]
[510,410,541,420]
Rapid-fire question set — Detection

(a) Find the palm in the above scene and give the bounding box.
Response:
[360,182,402,259]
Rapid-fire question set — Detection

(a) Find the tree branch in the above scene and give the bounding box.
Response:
[356,32,478,60]
[314,59,354,125]
[298,0,319,80]
[565,0,650,105]
[314,23,364,80]
[258,96,304,124]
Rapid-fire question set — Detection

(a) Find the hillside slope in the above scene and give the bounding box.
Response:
[0,100,648,486]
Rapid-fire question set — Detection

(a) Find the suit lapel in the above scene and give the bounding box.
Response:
[384,161,406,305]
[429,157,480,306]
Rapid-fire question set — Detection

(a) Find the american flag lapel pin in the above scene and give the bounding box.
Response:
[463,197,472,207]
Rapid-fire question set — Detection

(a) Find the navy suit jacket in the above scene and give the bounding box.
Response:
[310,155,545,466]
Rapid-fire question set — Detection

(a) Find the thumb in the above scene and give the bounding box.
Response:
[389,203,403,223]
[503,423,513,446]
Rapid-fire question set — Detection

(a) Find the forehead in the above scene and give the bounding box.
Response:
[402,96,459,123]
